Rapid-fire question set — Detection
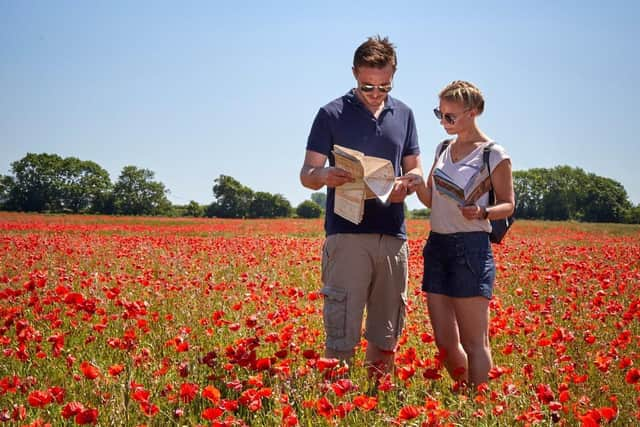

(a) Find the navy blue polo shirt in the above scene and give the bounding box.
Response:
[306,89,420,239]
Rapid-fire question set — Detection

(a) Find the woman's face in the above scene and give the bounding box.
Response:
[437,99,473,134]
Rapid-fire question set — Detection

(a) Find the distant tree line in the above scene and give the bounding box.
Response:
[513,166,640,223]
[0,153,171,216]
[1,153,639,223]
[0,153,322,218]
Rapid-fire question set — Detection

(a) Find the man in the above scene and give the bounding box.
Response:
[299,36,422,374]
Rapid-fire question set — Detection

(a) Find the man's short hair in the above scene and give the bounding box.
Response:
[353,35,397,71]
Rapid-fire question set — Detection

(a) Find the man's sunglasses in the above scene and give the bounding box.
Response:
[433,107,468,125]
[359,83,393,93]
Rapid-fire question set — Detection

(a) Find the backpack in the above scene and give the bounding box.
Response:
[438,140,515,244]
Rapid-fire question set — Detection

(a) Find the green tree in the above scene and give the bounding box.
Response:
[410,208,430,219]
[624,204,640,224]
[513,166,633,223]
[59,157,112,213]
[9,153,65,211]
[249,192,277,218]
[249,192,292,218]
[5,153,113,213]
[540,166,575,221]
[0,175,15,210]
[296,200,322,218]
[184,200,204,217]
[271,194,293,218]
[310,192,327,210]
[578,174,631,222]
[112,166,171,215]
[513,169,545,219]
[209,175,254,218]
[93,191,116,215]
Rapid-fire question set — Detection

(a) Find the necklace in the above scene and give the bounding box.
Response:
[451,141,482,163]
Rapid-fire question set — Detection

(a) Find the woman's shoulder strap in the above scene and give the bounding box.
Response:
[438,138,454,156]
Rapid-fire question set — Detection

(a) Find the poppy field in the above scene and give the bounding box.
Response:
[1,212,639,426]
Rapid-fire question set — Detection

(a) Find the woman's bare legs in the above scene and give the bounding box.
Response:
[427,293,468,382]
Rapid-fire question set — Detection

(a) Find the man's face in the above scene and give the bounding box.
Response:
[352,64,395,111]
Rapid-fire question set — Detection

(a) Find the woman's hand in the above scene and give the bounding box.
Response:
[459,203,486,220]
[388,180,409,203]
[396,173,424,194]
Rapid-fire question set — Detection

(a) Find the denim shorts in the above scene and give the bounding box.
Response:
[422,231,495,299]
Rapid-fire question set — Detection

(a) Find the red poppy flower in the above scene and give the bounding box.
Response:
[75,408,98,425]
[108,364,124,377]
[353,395,377,411]
[316,357,339,371]
[202,385,221,404]
[398,405,421,421]
[179,382,199,403]
[202,407,224,421]
[626,368,640,384]
[316,396,334,418]
[61,402,85,419]
[80,361,100,380]
[27,390,52,408]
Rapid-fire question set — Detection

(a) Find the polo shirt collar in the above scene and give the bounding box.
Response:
[345,88,396,112]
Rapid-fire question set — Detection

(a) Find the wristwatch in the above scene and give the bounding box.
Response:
[482,206,490,219]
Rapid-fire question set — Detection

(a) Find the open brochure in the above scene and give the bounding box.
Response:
[433,164,492,206]
[332,144,396,224]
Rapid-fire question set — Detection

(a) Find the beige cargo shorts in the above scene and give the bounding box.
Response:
[320,233,408,352]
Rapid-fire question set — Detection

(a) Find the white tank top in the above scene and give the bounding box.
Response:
[430,140,510,234]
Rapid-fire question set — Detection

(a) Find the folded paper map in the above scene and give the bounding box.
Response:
[332,144,396,224]
[433,164,492,206]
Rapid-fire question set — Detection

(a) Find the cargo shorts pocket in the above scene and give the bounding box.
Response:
[395,295,408,339]
[321,286,347,338]
[321,235,339,284]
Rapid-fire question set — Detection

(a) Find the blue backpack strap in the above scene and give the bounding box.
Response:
[484,143,496,204]
[438,138,453,157]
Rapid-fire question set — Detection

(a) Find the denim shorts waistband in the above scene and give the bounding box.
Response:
[429,231,489,239]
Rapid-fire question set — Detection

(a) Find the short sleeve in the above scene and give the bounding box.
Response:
[433,139,453,162]
[402,110,420,157]
[306,108,332,156]
[489,143,510,171]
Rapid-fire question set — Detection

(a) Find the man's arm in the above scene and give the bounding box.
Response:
[402,154,422,177]
[300,150,354,190]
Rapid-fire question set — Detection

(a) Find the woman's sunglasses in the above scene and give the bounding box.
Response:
[433,108,468,125]
[359,83,393,93]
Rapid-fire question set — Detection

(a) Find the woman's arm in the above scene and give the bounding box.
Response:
[485,159,515,220]
[399,156,437,208]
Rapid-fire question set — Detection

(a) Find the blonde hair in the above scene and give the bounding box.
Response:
[439,80,485,114]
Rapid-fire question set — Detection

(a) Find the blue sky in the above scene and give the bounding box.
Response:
[1,1,639,211]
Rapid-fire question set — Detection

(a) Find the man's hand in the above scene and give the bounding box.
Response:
[316,166,355,188]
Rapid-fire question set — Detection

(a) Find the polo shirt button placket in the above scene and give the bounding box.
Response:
[373,117,381,135]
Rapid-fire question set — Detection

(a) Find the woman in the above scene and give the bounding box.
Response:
[402,80,514,387]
